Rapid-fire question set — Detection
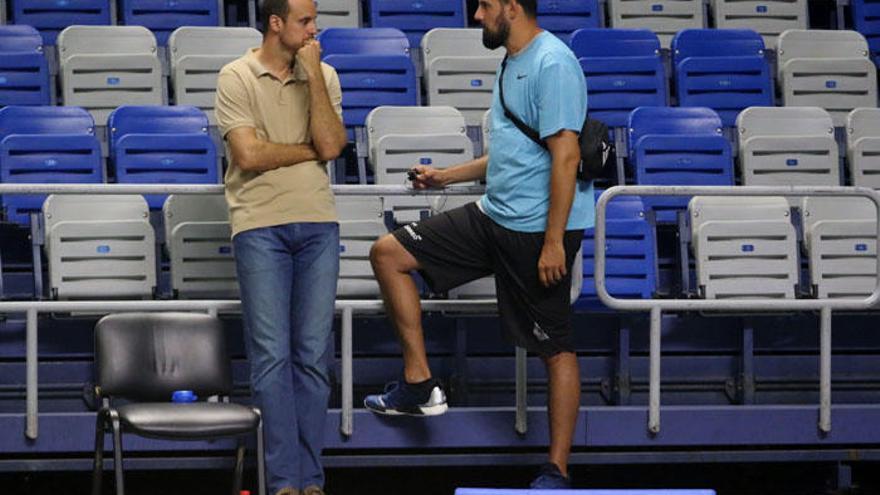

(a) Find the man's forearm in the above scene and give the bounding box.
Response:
[308,72,347,161]
[440,155,489,185]
[237,139,319,172]
[545,155,578,243]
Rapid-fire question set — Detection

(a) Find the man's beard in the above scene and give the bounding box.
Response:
[482,16,510,50]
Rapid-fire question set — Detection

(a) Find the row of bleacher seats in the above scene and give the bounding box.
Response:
[5,102,880,223]
[22,188,878,307]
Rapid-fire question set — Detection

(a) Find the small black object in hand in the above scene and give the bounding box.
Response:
[407,169,418,181]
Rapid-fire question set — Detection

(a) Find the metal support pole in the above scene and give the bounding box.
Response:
[614,323,631,405]
[340,307,354,437]
[515,346,527,435]
[648,306,662,435]
[820,306,833,434]
[25,308,38,440]
[740,320,755,405]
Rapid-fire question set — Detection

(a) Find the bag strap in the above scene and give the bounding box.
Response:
[499,55,548,150]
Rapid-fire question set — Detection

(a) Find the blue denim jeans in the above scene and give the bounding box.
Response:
[233,222,339,493]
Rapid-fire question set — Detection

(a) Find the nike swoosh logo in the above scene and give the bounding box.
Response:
[516,74,527,80]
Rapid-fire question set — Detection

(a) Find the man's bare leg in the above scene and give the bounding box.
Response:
[544,351,580,477]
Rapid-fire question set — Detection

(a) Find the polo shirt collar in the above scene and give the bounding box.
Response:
[245,48,308,83]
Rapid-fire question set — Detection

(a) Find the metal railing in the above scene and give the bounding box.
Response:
[594,185,880,435]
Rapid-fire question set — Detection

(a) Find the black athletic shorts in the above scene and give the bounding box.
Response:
[392,202,584,357]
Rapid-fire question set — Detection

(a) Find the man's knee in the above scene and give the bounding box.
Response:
[370,234,416,273]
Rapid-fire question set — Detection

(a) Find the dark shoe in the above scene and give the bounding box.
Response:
[529,463,571,489]
[363,378,448,416]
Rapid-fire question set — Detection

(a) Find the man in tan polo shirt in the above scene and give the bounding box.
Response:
[214,0,346,492]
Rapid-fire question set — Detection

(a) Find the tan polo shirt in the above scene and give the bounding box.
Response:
[215,48,343,237]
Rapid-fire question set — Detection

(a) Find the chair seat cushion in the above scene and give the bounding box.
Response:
[117,402,259,439]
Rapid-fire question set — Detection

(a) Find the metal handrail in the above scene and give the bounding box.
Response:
[593,185,880,435]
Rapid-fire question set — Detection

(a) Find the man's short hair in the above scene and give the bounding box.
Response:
[259,0,290,33]
[503,0,537,18]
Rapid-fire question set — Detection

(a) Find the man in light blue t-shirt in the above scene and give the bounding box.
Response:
[365,0,593,488]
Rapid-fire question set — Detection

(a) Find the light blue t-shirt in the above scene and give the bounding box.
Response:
[480,31,594,233]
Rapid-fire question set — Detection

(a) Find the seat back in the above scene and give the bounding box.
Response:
[366,106,473,224]
[577,193,657,310]
[0,25,51,106]
[95,312,232,401]
[336,195,387,297]
[847,107,880,189]
[420,28,504,126]
[712,0,807,47]
[43,194,156,299]
[0,106,103,225]
[802,196,878,299]
[672,29,772,126]
[368,0,466,47]
[318,28,417,130]
[777,29,877,126]
[108,105,218,209]
[57,26,164,125]
[118,0,220,45]
[316,0,362,29]
[689,196,798,299]
[607,0,705,47]
[538,0,601,42]
[168,27,261,124]
[163,194,237,298]
[570,28,667,127]
[736,106,839,188]
[628,107,733,223]
[10,0,111,44]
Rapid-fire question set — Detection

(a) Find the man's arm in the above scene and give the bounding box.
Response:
[539,130,580,288]
[410,155,489,189]
[297,40,348,161]
[226,127,320,172]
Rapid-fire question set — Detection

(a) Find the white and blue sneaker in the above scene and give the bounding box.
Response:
[364,379,448,416]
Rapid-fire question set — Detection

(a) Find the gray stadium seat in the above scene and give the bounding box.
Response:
[366,106,474,224]
[316,0,361,29]
[168,27,262,125]
[336,195,387,297]
[608,0,705,47]
[689,196,798,299]
[421,28,505,127]
[846,108,880,189]
[711,0,807,47]
[0,0,6,24]
[802,196,878,299]
[777,29,877,127]
[736,107,840,189]
[57,26,164,125]
[163,194,238,299]
[43,194,156,300]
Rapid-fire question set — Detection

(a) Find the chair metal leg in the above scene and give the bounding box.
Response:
[232,440,246,495]
[110,412,125,495]
[91,410,106,495]
[255,412,266,495]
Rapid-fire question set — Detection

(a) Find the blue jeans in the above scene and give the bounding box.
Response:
[233,222,339,493]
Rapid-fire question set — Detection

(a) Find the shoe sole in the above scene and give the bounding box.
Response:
[364,401,448,417]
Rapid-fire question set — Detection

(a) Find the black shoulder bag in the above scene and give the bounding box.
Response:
[498,55,614,182]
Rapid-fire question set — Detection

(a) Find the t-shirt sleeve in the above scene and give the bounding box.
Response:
[215,67,256,139]
[536,56,588,140]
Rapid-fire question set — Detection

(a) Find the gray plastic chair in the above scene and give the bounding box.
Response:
[316,0,362,29]
[57,26,164,125]
[336,195,387,297]
[43,194,156,300]
[689,196,798,299]
[608,0,705,47]
[168,27,262,125]
[736,106,839,189]
[777,29,877,127]
[847,108,880,189]
[163,194,238,299]
[711,0,807,47]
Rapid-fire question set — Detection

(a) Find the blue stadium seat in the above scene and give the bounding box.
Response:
[107,106,218,209]
[118,0,221,45]
[570,29,667,128]
[9,0,111,45]
[0,25,51,106]
[628,107,733,223]
[0,106,103,225]
[538,0,601,43]
[576,192,657,311]
[852,0,880,67]
[672,29,773,127]
[318,28,417,134]
[368,0,466,48]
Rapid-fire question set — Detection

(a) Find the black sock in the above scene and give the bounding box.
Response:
[405,377,436,397]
